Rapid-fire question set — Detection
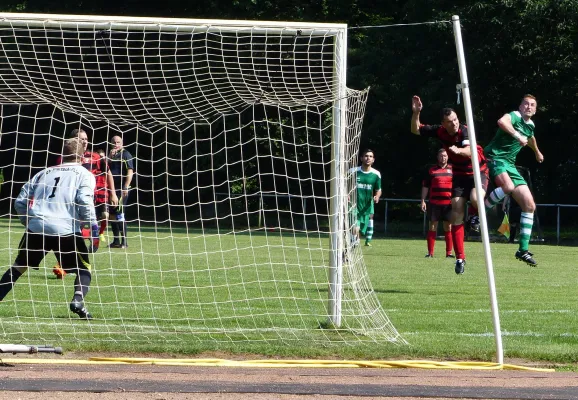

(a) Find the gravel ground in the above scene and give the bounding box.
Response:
[0,353,576,400]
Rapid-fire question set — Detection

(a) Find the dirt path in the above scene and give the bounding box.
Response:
[0,356,576,399]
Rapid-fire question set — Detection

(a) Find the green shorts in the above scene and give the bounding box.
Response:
[488,159,527,188]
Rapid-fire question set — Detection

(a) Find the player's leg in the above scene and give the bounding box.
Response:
[0,231,45,300]
[511,184,537,266]
[358,213,369,245]
[485,161,515,210]
[442,204,454,258]
[467,172,488,232]
[425,204,439,257]
[426,219,438,257]
[365,214,375,246]
[119,191,129,247]
[109,191,123,248]
[98,203,109,243]
[450,191,467,274]
[57,234,93,319]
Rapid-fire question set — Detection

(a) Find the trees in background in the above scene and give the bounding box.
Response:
[0,0,576,203]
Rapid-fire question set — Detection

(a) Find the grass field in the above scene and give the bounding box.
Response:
[0,217,576,365]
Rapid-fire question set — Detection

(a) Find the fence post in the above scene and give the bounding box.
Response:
[384,200,388,234]
[557,205,560,245]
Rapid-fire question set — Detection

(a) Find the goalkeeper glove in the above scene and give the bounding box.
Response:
[88,224,100,253]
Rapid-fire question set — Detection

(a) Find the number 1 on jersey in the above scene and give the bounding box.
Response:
[48,177,60,198]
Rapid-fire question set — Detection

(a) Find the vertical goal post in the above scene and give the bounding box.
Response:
[0,12,405,347]
[452,15,503,364]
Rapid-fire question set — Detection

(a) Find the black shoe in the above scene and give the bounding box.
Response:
[425,254,433,258]
[446,254,455,258]
[455,259,466,275]
[109,242,127,249]
[469,216,480,233]
[70,300,93,320]
[515,250,537,267]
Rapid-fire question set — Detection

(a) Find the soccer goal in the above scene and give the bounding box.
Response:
[0,13,405,348]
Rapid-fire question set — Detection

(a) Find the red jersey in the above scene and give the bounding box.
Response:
[57,151,108,204]
[423,164,452,206]
[419,124,487,176]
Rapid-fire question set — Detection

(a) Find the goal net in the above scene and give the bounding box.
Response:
[0,13,405,348]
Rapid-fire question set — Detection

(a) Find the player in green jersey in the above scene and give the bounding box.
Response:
[484,95,544,266]
[353,149,382,247]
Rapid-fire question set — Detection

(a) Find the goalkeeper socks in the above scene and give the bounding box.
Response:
[73,269,92,298]
[451,224,465,260]
[0,265,24,301]
[485,187,506,210]
[518,212,534,252]
[444,231,453,256]
[365,219,374,243]
[426,230,436,256]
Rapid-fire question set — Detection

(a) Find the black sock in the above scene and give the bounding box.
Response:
[121,221,128,246]
[111,221,120,243]
[0,266,24,301]
[73,269,92,300]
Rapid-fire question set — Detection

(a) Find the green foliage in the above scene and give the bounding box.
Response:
[0,1,576,205]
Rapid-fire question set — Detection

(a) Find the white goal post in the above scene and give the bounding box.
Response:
[0,13,405,347]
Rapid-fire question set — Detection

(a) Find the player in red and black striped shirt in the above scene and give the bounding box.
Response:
[411,96,489,274]
[421,149,453,258]
[52,129,119,278]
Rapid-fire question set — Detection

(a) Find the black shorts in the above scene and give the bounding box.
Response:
[427,203,452,222]
[95,202,109,219]
[451,171,489,200]
[14,230,91,272]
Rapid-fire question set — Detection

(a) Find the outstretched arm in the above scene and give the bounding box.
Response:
[411,96,423,135]
[527,136,544,163]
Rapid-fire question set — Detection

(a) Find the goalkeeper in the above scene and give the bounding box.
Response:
[352,149,382,247]
[0,138,98,319]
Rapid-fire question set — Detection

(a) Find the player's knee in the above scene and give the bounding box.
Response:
[524,200,536,213]
[102,211,109,220]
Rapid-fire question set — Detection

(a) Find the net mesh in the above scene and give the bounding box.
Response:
[0,15,405,346]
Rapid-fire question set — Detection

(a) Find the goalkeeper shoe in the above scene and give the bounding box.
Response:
[70,300,93,320]
[455,259,466,275]
[515,250,537,267]
[53,265,66,279]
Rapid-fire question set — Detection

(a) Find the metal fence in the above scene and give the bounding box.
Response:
[381,198,578,245]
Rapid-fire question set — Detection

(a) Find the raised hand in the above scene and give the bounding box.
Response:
[412,95,423,113]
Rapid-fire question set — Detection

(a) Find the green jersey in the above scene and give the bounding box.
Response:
[485,111,535,164]
[355,166,381,215]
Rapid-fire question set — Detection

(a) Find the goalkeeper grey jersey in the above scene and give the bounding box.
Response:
[14,162,97,235]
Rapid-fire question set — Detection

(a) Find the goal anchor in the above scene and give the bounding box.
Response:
[0,344,63,355]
